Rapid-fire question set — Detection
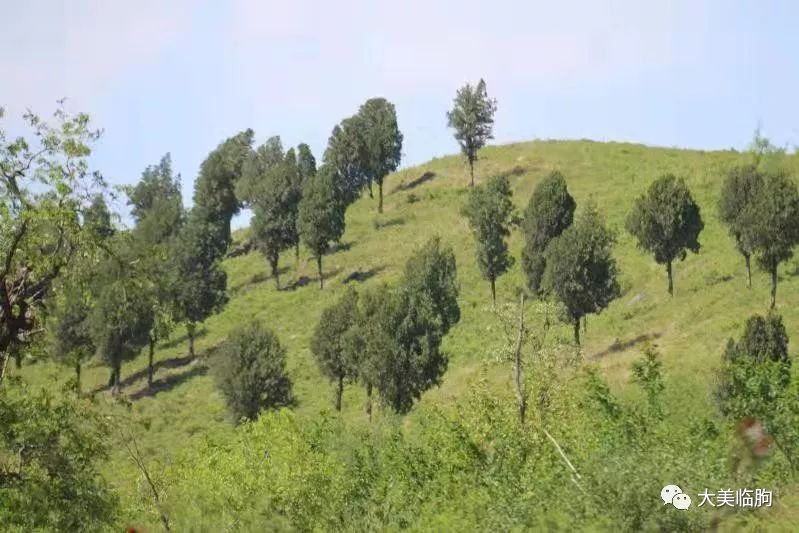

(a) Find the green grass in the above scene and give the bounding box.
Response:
[15,139,799,527]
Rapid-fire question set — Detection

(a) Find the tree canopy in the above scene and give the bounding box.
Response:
[718,165,763,288]
[446,79,497,186]
[355,97,403,213]
[625,174,704,295]
[298,166,346,288]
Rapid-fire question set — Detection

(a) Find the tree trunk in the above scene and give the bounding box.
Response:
[583,315,587,334]
[0,353,9,387]
[469,160,475,187]
[271,257,280,289]
[490,277,496,306]
[112,363,121,396]
[187,323,196,359]
[368,181,374,199]
[366,383,373,422]
[666,260,674,296]
[13,347,21,369]
[771,265,778,310]
[108,369,116,389]
[317,255,324,289]
[744,253,752,289]
[75,362,82,394]
[148,337,155,388]
[335,375,343,411]
[513,294,526,425]
[573,318,581,347]
[378,181,384,213]
[295,242,300,268]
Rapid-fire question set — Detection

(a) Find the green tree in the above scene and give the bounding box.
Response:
[369,238,460,413]
[239,138,300,288]
[172,208,229,357]
[461,174,516,304]
[718,165,763,288]
[193,129,255,254]
[324,118,366,205]
[625,174,704,295]
[521,171,576,296]
[310,288,360,411]
[0,106,105,383]
[212,320,293,421]
[745,170,799,309]
[48,272,95,393]
[716,313,791,421]
[355,97,403,213]
[446,78,498,187]
[298,167,346,288]
[0,385,118,530]
[297,142,317,182]
[83,194,114,241]
[543,204,621,346]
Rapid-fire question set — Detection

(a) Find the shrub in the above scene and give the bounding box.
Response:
[212,321,293,421]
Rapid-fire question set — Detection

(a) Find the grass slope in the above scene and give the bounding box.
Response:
[17,139,799,525]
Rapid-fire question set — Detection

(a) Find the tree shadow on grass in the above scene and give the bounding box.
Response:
[230,266,291,295]
[392,171,436,193]
[158,327,208,350]
[495,165,528,180]
[91,354,199,394]
[374,217,405,230]
[342,265,386,284]
[592,332,662,359]
[329,241,355,255]
[127,364,208,401]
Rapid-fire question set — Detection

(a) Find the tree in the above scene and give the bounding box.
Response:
[355,98,403,213]
[0,105,105,384]
[83,194,114,241]
[446,78,498,187]
[745,171,799,309]
[298,167,346,288]
[297,142,317,182]
[625,174,704,295]
[212,320,293,421]
[193,129,255,254]
[718,165,763,288]
[310,288,360,411]
[324,118,367,206]
[172,208,229,357]
[49,272,95,393]
[543,204,621,346]
[128,153,185,387]
[521,171,576,296]
[365,238,460,414]
[239,138,300,288]
[461,174,516,304]
[716,313,791,421]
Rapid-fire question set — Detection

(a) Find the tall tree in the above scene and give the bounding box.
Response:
[324,118,366,205]
[521,171,576,296]
[193,129,254,254]
[172,208,229,357]
[310,288,360,411]
[625,174,704,296]
[297,142,317,182]
[83,194,115,241]
[49,270,95,393]
[0,105,105,384]
[355,97,403,213]
[128,153,185,387]
[718,165,763,289]
[298,167,346,288]
[446,78,498,187]
[745,170,799,309]
[239,138,300,288]
[543,204,620,346]
[461,174,516,304]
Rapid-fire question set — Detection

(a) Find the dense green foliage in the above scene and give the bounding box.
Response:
[625,174,704,295]
[446,79,498,186]
[355,98,403,213]
[543,203,621,345]
[298,167,346,288]
[718,165,763,288]
[521,171,576,296]
[212,321,293,421]
[461,174,516,303]
[324,118,367,206]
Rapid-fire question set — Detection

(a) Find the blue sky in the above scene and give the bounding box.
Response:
[3,1,798,227]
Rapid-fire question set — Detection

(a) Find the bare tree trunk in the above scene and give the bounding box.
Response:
[368,181,374,199]
[366,383,373,422]
[295,242,300,268]
[573,318,581,347]
[469,160,475,187]
[112,363,121,396]
[148,337,155,388]
[666,260,674,296]
[745,253,752,289]
[490,277,496,306]
[75,362,82,394]
[271,257,280,289]
[187,323,196,359]
[335,375,343,411]
[513,294,527,425]
[771,265,778,310]
[583,315,587,334]
[378,181,384,213]
[317,256,324,289]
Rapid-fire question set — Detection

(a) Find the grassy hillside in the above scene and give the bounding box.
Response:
[17,139,799,526]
